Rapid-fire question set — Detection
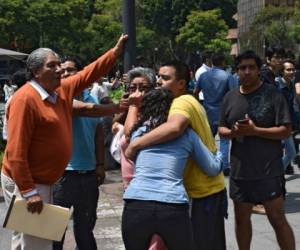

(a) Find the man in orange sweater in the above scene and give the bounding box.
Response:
[1,34,127,250]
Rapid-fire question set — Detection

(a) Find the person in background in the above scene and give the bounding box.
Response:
[195,50,213,103]
[275,59,297,175]
[3,77,17,102]
[253,46,286,214]
[187,70,196,94]
[53,58,104,250]
[90,77,119,104]
[195,50,213,82]
[2,69,27,141]
[261,47,285,85]
[194,52,236,176]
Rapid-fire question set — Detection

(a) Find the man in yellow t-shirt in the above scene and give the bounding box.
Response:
[126,61,226,250]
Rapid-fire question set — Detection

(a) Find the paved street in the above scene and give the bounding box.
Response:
[1,168,300,250]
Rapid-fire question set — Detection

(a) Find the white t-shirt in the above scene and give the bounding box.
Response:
[90,82,113,103]
[195,64,211,101]
[195,64,211,82]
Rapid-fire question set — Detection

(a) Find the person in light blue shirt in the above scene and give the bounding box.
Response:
[193,52,237,174]
[121,88,223,250]
[66,90,102,171]
[53,57,104,250]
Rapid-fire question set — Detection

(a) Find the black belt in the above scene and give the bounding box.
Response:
[64,170,95,175]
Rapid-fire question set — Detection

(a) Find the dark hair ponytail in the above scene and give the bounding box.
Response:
[130,88,174,137]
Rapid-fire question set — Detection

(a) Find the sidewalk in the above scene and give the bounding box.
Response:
[63,168,300,250]
[1,168,300,250]
[63,170,124,250]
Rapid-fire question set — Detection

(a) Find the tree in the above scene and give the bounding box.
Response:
[82,14,122,61]
[0,0,236,67]
[176,9,230,54]
[199,0,238,27]
[0,0,89,53]
[290,1,300,47]
[250,6,295,49]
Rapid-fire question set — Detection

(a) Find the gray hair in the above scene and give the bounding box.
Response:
[127,67,156,88]
[26,48,59,79]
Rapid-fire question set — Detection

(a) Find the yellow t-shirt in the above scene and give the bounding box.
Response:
[169,94,225,198]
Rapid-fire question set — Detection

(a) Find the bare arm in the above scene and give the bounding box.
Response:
[193,87,200,98]
[295,82,300,104]
[123,105,139,139]
[125,114,189,159]
[250,125,291,140]
[218,120,291,140]
[123,90,144,139]
[193,77,201,98]
[72,97,128,117]
[218,126,237,139]
[95,124,105,185]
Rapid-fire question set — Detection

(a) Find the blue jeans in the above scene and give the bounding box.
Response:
[282,136,296,170]
[220,137,230,169]
[53,172,99,250]
[122,200,193,250]
[211,123,230,169]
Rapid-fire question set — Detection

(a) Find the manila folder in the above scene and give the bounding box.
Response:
[3,195,72,241]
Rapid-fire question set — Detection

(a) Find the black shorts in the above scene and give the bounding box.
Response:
[230,176,286,204]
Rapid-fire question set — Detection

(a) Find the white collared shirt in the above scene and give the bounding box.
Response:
[29,80,58,104]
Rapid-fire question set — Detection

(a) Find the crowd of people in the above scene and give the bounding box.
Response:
[0,33,298,250]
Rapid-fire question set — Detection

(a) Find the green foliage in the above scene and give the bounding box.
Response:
[176,9,230,53]
[291,4,300,44]
[205,38,231,52]
[137,0,236,62]
[109,85,125,104]
[0,0,238,67]
[83,13,122,61]
[250,6,295,48]
[199,0,238,27]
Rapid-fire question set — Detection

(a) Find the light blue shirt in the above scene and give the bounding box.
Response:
[66,91,102,171]
[123,127,223,203]
[196,67,235,127]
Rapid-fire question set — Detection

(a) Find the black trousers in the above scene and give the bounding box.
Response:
[122,200,194,250]
[53,172,99,250]
[191,190,227,250]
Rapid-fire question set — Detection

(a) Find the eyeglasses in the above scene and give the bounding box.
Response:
[128,84,152,92]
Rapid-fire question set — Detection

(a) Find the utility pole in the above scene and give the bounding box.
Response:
[122,0,136,73]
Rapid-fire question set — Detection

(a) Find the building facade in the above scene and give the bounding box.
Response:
[237,0,295,56]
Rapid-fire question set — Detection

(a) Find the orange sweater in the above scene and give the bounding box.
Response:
[2,49,116,194]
